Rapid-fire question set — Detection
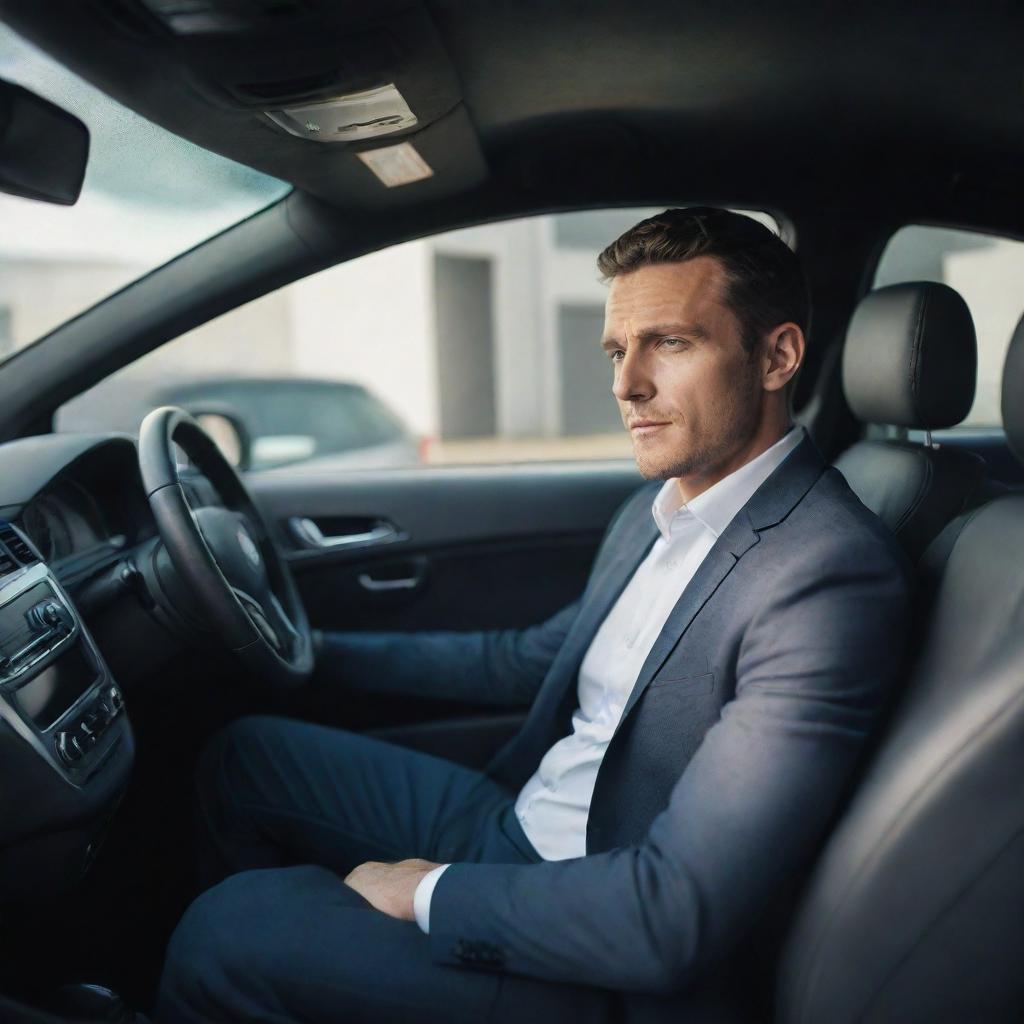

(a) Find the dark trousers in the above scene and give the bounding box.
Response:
[156,715,613,1023]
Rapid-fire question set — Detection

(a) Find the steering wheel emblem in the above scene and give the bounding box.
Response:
[237,526,261,567]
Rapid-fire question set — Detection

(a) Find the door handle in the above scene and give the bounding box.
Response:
[357,573,421,592]
[288,516,398,550]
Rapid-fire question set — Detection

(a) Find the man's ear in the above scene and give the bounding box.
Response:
[762,322,804,393]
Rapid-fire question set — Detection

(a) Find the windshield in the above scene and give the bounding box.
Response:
[0,23,290,362]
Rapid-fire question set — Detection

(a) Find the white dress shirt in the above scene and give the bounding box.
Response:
[414,426,805,932]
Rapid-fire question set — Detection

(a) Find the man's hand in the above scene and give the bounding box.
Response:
[343,858,442,921]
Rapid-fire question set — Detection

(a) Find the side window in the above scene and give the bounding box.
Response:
[57,208,779,473]
[873,226,1024,431]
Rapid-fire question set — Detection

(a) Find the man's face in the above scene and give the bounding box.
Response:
[602,256,764,483]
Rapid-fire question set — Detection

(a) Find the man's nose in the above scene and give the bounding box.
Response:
[612,348,653,403]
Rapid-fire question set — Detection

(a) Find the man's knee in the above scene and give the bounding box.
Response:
[160,865,348,1022]
[158,869,263,1022]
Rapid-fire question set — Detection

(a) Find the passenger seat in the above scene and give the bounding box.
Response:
[778,314,1024,1023]
[833,282,986,561]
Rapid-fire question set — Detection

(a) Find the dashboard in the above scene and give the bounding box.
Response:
[0,428,278,904]
[0,432,148,901]
[22,478,122,563]
[6,433,157,587]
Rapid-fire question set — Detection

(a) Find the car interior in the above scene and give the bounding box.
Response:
[0,2,1021,1021]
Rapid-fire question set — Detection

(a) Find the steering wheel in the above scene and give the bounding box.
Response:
[138,406,313,688]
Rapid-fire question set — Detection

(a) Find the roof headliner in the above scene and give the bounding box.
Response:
[1,0,1022,235]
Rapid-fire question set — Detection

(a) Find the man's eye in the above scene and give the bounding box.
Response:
[609,350,624,362]
[662,337,686,349]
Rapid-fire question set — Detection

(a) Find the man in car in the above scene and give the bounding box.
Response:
[157,208,912,1023]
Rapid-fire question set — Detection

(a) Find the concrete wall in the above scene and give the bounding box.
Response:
[286,241,438,438]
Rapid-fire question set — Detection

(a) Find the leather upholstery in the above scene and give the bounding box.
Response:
[778,310,1024,1023]
[842,282,976,429]
[778,495,1024,1023]
[834,441,985,562]
[835,283,985,560]
[1001,312,1024,463]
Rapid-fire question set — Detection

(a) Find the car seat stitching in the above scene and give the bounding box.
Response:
[908,288,927,428]
[892,447,933,534]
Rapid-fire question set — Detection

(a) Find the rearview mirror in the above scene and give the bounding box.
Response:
[0,78,89,204]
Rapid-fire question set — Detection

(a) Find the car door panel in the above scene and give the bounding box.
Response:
[245,462,644,763]
[293,537,601,632]
[251,461,641,550]
[248,461,643,630]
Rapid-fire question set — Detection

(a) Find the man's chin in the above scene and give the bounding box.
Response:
[631,434,718,480]
[635,462,676,481]
[632,450,698,481]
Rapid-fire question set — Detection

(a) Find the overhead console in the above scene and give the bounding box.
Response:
[1,0,488,210]
[0,521,133,902]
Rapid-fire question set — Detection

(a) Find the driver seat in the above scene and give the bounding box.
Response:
[776,313,1024,1021]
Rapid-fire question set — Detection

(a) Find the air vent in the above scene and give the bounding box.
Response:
[0,524,39,567]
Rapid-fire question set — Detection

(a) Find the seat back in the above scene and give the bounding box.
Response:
[834,282,986,561]
[778,318,1024,1023]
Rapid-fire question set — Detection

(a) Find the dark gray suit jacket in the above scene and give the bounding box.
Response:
[335,435,913,997]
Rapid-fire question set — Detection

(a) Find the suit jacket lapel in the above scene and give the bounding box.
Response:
[615,435,826,729]
[615,513,758,727]
[497,492,661,768]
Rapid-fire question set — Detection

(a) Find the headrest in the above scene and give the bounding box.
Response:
[1002,313,1024,464]
[842,282,977,429]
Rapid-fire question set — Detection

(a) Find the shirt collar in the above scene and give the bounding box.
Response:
[651,426,806,541]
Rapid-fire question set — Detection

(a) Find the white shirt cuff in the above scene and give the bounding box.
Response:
[413,863,450,934]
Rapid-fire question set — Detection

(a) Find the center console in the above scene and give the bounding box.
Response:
[0,564,125,783]
[0,523,133,899]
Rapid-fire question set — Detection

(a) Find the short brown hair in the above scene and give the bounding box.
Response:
[597,207,810,353]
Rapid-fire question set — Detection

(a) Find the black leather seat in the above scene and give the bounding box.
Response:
[833,282,987,561]
[777,318,1024,1022]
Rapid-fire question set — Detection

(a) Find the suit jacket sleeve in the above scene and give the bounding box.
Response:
[426,533,913,992]
[318,599,581,707]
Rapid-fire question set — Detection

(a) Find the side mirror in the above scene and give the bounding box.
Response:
[0,78,89,205]
[190,409,253,472]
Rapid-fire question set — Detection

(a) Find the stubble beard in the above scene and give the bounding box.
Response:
[633,429,743,481]
[631,376,763,482]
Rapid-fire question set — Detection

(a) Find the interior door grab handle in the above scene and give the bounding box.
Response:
[357,573,419,592]
[289,516,398,549]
